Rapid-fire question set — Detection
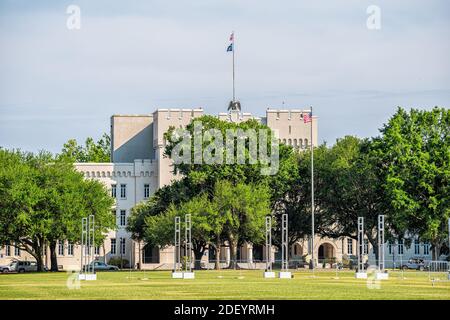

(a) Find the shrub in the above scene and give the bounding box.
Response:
[108,257,129,269]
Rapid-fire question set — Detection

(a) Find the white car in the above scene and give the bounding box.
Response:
[0,260,18,273]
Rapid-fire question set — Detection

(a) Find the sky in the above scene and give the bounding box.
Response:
[0,0,449,153]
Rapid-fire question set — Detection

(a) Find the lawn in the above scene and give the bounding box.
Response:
[0,269,449,300]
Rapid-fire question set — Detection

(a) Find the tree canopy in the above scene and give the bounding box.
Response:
[0,149,115,271]
[59,133,111,162]
[372,107,450,259]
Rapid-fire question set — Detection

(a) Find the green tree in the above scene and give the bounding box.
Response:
[164,115,292,193]
[127,179,199,242]
[214,180,270,269]
[137,180,270,270]
[144,194,222,270]
[0,149,115,271]
[129,115,298,268]
[271,150,313,251]
[300,137,391,264]
[372,107,450,259]
[59,133,111,162]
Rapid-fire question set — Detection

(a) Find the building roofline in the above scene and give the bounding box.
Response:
[111,114,153,118]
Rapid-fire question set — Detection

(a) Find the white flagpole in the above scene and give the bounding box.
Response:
[232,31,235,102]
[310,106,315,271]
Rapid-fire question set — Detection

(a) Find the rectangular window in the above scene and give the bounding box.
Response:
[68,243,74,256]
[120,238,126,255]
[388,242,392,255]
[5,241,10,256]
[120,210,126,226]
[111,184,117,198]
[95,246,100,255]
[144,184,150,199]
[364,239,369,254]
[120,184,127,199]
[423,243,430,255]
[398,240,404,255]
[112,209,117,224]
[414,239,420,255]
[14,243,20,256]
[58,241,64,256]
[111,239,116,255]
[347,239,353,255]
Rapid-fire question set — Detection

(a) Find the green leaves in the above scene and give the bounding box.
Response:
[374,107,450,256]
[59,133,111,163]
[0,148,115,269]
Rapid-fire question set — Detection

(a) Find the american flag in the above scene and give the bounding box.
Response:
[229,32,234,42]
[303,112,312,123]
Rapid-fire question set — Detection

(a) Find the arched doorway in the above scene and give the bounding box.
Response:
[318,243,334,264]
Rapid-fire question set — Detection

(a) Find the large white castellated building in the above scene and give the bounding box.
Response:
[72,107,322,270]
[0,107,432,270]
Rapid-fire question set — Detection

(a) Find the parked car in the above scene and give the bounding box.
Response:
[11,260,38,273]
[401,257,430,271]
[0,260,18,273]
[83,261,119,271]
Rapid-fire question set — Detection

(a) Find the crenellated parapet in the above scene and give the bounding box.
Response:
[74,159,158,178]
[266,108,318,149]
[152,108,204,148]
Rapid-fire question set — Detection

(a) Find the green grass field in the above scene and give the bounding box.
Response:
[0,270,449,300]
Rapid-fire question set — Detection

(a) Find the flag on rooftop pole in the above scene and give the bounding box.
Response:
[303,111,312,123]
[227,31,235,102]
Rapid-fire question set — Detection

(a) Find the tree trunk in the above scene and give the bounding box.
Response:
[432,240,441,261]
[228,234,238,270]
[138,242,142,270]
[49,241,59,272]
[102,243,106,263]
[31,242,44,272]
[215,242,221,270]
[194,250,203,270]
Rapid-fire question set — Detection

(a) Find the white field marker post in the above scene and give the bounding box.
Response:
[81,217,87,277]
[378,215,385,271]
[80,215,96,280]
[279,214,291,278]
[264,216,275,278]
[183,214,194,279]
[88,215,95,275]
[172,216,182,278]
[355,217,367,279]
[376,215,389,280]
